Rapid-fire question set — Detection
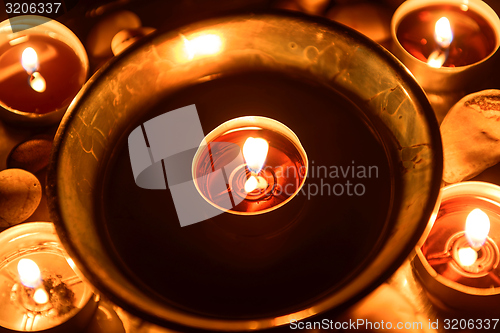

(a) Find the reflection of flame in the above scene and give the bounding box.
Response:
[17,258,42,288]
[243,137,269,174]
[183,34,223,60]
[21,47,39,74]
[465,208,490,249]
[427,17,453,68]
[457,247,478,266]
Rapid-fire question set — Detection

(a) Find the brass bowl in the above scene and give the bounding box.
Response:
[48,12,442,331]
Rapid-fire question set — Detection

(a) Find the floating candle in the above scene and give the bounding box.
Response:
[192,116,308,215]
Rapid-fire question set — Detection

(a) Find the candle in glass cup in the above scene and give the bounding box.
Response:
[0,223,97,332]
[0,16,88,124]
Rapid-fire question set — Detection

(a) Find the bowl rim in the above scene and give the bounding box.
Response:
[47,10,443,331]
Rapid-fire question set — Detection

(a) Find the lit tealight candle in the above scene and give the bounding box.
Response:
[0,15,88,125]
[413,182,500,313]
[0,222,98,332]
[192,116,308,215]
[391,0,500,93]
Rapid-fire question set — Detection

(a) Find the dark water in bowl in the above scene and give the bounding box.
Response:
[100,71,401,318]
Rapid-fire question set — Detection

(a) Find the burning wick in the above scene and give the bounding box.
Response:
[17,258,49,305]
[33,288,49,305]
[457,247,478,267]
[29,72,46,93]
[21,47,46,93]
[242,137,269,193]
[244,175,268,193]
[456,208,490,266]
[427,17,453,68]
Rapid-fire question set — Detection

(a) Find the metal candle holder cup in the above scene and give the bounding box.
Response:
[0,15,88,126]
[391,0,500,94]
[413,182,500,313]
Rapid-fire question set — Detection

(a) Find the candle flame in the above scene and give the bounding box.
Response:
[243,137,269,174]
[30,72,46,93]
[457,247,478,266]
[183,34,223,60]
[465,208,490,249]
[17,258,42,288]
[21,47,39,74]
[435,17,453,49]
[33,288,49,305]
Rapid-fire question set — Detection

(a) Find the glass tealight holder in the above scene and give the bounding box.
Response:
[0,222,98,332]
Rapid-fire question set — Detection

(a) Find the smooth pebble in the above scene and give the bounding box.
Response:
[0,169,42,227]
